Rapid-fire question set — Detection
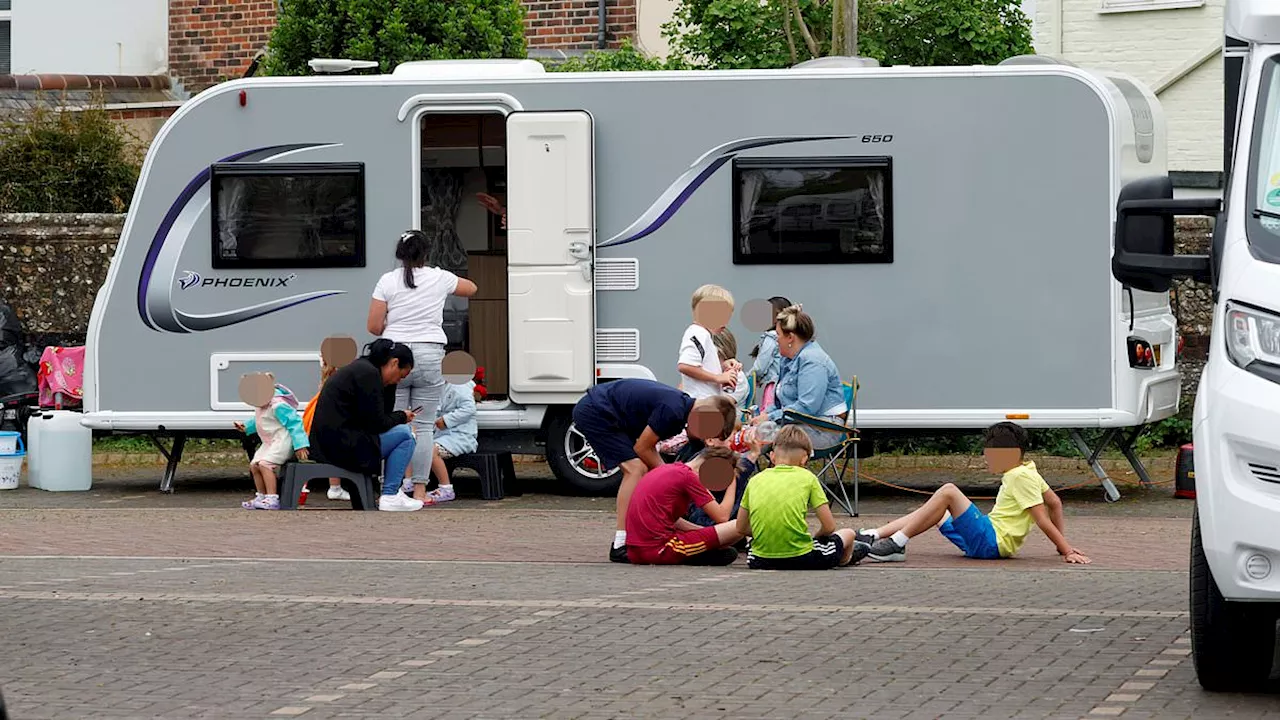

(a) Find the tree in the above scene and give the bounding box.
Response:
[662,0,1033,70]
[262,0,528,77]
[544,40,689,73]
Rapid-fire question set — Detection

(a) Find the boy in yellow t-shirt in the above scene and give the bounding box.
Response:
[862,422,1091,565]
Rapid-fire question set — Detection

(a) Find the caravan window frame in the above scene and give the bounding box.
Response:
[209,162,368,270]
[731,156,894,266]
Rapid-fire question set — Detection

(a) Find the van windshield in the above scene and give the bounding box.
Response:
[1247,55,1280,263]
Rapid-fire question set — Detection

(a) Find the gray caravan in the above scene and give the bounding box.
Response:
[82,58,1180,496]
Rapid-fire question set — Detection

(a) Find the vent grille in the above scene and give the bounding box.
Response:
[595,258,639,291]
[1248,463,1280,485]
[596,328,640,362]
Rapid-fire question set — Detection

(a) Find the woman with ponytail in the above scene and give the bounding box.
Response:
[754,305,848,451]
[367,229,478,505]
[308,339,422,511]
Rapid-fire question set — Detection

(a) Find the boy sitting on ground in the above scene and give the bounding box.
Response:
[625,445,745,566]
[737,426,870,570]
[863,422,1092,565]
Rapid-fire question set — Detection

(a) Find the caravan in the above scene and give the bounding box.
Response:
[84,56,1177,499]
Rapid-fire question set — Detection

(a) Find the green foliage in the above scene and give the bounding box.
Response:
[0,94,141,214]
[262,0,528,76]
[545,40,689,72]
[662,0,1033,70]
[873,408,1194,458]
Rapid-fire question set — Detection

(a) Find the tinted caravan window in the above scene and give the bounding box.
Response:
[211,163,366,269]
[732,157,892,265]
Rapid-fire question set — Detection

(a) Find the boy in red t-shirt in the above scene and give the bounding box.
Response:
[625,445,745,566]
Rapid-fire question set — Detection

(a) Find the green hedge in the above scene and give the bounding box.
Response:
[0,94,141,213]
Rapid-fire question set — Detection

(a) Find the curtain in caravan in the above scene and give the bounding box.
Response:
[217,180,249,259]
[421,169,468,272]
[738,170,766,254]
[867,173,885,225]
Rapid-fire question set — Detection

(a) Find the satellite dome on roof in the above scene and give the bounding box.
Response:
[391,59,547,79]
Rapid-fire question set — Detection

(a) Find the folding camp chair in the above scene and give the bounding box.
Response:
[781,376,861,517]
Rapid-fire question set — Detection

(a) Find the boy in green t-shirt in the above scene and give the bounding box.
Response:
[736,425,872,570]
[863,422,1092,564]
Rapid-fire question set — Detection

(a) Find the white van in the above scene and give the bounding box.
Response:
[1111,0,1280,692]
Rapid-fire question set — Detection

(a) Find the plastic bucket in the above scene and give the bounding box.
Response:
[0,431,19,455]
[0,436,25,490]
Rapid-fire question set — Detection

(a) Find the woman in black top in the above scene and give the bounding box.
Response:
[308,339,423,512]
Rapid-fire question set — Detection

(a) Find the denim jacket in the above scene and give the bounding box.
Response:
[749,330,782,386]
[434,381,479,457]
[767,340,847,423]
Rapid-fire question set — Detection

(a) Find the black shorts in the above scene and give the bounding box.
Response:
[571,399,637,471]
[746,534,845,570]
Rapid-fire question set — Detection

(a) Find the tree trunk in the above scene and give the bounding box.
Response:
[780,0,798,65]
[833,0,858,56]
[789,0,820,57]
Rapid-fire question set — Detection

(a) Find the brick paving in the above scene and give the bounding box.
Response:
[0,462,1273,718]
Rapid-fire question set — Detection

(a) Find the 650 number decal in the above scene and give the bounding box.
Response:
[861,134,893,143]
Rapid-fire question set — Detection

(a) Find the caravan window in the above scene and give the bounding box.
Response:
[210,163,366,269]
[732,157,892,265]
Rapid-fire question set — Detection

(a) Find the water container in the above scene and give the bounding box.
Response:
[26,411,92,492]
[0,430,19,455]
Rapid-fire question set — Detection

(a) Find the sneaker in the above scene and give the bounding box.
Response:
[849,540,872,565]
[327,486,351,502]
[379,492,424,512]
[854,530,877,546]
[867,537,907,562]
[251,495,280,510]
[241,493,263,510]
[424,485,456,505]
[609,544,630,563]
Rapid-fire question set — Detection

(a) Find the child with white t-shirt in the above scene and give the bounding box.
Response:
[661,285,740,459]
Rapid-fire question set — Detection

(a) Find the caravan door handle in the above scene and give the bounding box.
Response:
[567,241,591,261]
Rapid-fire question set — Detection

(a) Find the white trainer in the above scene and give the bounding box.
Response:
[327,486,351,502]
[379,491,424,512]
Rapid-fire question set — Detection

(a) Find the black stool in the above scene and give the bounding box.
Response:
[279,461,379,510]
[444,451,515,501]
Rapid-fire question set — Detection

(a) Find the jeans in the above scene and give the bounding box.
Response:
[379,424,416,496]
[394,342,447,484]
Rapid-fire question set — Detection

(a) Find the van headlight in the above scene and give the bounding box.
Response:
[1225,302,1280,376]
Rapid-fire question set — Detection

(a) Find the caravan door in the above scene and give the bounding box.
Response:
[505,111,595,404]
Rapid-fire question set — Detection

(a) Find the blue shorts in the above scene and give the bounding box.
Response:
[938,503,1003,560]
[571,399,636,471]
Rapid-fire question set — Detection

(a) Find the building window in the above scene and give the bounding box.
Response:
[0,0,11,75]
[1097,0,1203,14]
[733,157,893,265]
[211,163,367,270]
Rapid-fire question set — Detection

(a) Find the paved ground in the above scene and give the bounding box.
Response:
[1,460,1276,719]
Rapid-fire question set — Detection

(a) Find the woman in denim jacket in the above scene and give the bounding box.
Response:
[758,305,848,450]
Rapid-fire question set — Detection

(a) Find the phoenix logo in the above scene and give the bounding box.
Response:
[178,271,202,290]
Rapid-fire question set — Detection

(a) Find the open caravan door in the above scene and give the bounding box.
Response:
[505,111,595,405]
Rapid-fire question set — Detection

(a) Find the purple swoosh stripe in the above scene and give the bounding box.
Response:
[175,291,346,332]
[603,136,848,248]
[136,144,326,330]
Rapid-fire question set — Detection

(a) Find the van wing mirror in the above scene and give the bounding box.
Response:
[1112,176,1218,292]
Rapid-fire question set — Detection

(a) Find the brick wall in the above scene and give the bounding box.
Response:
[168,0,277,93]
[524,0,638,50]
[1033,0,1225,174]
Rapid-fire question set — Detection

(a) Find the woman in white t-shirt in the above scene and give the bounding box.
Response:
[368,230,478,505]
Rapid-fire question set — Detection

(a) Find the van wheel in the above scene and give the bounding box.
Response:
[1190,506,1280,692]
[544,409,622,496]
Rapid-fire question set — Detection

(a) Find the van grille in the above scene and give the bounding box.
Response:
[1249,463,1280,485]
[595,258,639,291]
[596,328,640,362]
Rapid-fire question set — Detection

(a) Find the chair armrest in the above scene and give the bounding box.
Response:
[781,410,856,436]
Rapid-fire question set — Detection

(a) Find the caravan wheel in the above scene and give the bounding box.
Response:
[545,410,622,496]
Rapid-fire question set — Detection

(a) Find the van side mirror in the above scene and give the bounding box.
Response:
[1112,176,1217,292]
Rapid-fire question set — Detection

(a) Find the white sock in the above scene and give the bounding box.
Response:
[860,529,879,540]
[266,494,279,500]
[891,530,909,547]
[613,530,627,549]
